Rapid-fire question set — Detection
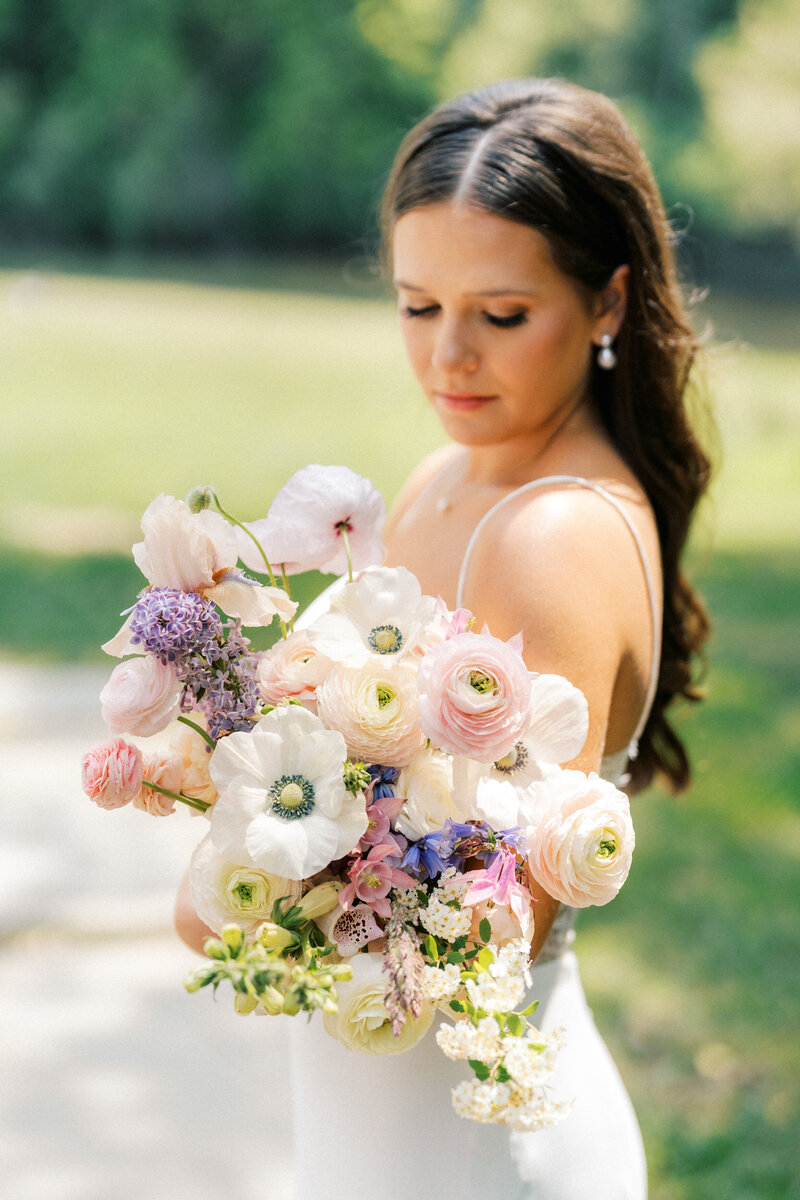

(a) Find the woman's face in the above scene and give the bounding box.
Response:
[392,203,611,451]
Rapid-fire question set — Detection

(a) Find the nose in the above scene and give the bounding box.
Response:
[431,317,479,373]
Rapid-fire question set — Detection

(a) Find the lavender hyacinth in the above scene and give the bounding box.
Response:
[130,588,260,740]
[130,589,223,664]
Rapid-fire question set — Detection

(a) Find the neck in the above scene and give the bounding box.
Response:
[462,392,597,488]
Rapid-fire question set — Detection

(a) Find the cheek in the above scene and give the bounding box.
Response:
[399,322,430,381]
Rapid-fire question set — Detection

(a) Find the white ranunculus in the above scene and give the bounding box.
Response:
[524,770,635,907]
[208,705,367,880]
[189,833,301,935]
[256,629,332,706]
[308,566,437,667]
[100,655,183,736]
[259,465,386,576]
[315,659,425,768]
[322,951,434,1054]
[525,674,589,763]
[396,747,459,839]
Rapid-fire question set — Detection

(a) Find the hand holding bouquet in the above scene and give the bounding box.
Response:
[81,464,635,1133]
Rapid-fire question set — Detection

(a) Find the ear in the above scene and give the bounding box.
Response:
[592,264,629,343]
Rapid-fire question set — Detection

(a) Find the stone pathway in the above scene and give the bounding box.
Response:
[0,663,293,1200]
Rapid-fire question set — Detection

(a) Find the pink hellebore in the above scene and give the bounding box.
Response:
[462,850,533,935]
[339,843,418,919]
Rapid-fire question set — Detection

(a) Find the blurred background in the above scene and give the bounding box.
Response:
[0,2,798,1198]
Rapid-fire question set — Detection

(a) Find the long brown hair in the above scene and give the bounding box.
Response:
[381,77,711,793]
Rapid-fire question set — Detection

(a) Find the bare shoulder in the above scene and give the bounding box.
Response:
[384,443,460,536]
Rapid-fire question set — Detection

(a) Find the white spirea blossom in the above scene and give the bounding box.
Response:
[422,963,462,1007]
[315,659,425,768]
[451,1080,512,1124]
[418,869,473,941]
[436,1016,502,1064]
[465,971,526,1014]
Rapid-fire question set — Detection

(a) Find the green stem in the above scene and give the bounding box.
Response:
[177,715,217,749]
[211,490,289,640]
[338,524,354,583]
[142,780,210,814]
[280,563,295,632]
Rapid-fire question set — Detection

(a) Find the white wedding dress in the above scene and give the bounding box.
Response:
[287,477,656,1200]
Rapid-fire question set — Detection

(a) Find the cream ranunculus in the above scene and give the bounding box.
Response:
[315,659,425,768]
[189,833,301,936]
[396,747,459,839]
[322,951,434,1055]
[524,770,635,907]
[100,654,183,737]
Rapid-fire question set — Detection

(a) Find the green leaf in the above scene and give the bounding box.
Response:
[506,1013,524,1037]
[478,918,492,944]
[452,936,467,951]
[496,1065,512,1083]
[445,952,464,965]
[519,1001,539,1017]
[468,1058,491,1081]
[449,999,465,1013]
[423,934,439,961]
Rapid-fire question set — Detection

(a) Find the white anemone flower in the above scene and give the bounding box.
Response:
[208,705,368,880]
[308,566,438,667]
[255,464,386,576]
[526,674,589,763]
[103,494,296,655]
[189,833,301,936]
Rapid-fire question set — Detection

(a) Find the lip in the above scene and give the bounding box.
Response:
[435,391,498,411]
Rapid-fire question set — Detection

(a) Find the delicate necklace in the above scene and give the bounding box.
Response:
[435,395,589,515]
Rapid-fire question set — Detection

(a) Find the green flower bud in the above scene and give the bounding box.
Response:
[234,993,259,1015]
[295,881,343,921]
[185,486,216,513]
[256,921,296,952]
[220,924,246,956]
[343,760,372,795]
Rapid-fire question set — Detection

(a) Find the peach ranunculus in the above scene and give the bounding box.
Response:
[100,654,183,737]
[103,494,296,655]
[524,770,635,908]
[250,464,386,576]
[322,951,434,1055]
[256,629,332,707]
[315,659,426,769]
[170,715,219,808]
[416,631,532,762]
[135,750,185,816]
[81,738,144,810]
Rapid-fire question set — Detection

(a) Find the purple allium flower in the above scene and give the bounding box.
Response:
[129,588,223,664]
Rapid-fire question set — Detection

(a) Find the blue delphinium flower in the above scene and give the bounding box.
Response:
[367,764,400,799]
[401,832,451,881]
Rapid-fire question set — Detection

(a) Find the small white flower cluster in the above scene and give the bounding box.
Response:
[494,938,534,986]
[465,969,526,1013]
[502,1027,564,1089]
[422,962,461,1007]
[437,1015,502,1062]
[418,869,473,941]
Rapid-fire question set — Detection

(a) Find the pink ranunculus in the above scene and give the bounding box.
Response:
[135,750,185,817]
[258,465,386,576]
[256,629,332,707]
[100,655,183,737]
[524,770,635,908]
[81,738,144,810]
[416,631,532,761]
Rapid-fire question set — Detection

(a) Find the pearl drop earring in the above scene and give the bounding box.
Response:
[597,334,617,370]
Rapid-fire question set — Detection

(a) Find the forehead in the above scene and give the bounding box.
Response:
[392,203,562,294]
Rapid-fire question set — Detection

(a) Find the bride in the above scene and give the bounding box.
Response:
[178,78,710,1199]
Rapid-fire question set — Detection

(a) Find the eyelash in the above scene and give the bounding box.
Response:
[402,305,528,329]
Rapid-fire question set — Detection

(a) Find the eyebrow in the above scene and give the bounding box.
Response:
[394,280,538,298]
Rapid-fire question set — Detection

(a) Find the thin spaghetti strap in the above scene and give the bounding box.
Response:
[456,475,662,749]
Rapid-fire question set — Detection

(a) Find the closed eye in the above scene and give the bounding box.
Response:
[402,304,440,318]
[485,311,527,328]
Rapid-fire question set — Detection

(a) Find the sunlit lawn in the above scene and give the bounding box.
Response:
[1,264,798,1199]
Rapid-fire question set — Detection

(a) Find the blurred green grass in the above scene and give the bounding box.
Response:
[1,265,798,1199]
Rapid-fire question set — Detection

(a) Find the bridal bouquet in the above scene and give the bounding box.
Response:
[81,465,635,1133]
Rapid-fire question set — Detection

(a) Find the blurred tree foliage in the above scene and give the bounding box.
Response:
[0,0,796,252]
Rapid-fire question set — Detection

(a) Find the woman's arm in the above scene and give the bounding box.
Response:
[174,868,215,955]
[460,485,652,959]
